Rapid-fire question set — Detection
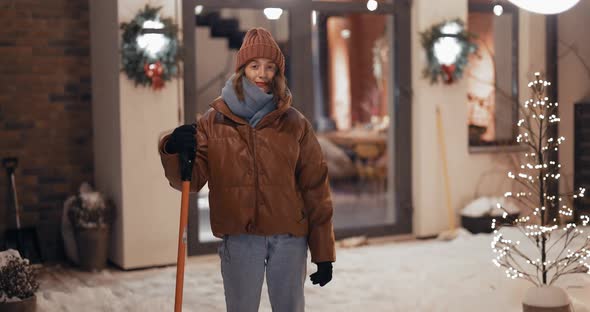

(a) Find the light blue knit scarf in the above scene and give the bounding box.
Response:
[221,74,276,127]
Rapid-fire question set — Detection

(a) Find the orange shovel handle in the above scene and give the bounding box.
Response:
[174,180,190,312]
[174,136,195,312]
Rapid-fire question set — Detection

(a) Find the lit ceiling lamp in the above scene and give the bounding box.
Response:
[506,0,580,14]
[493,1,504,16]
[264,8,283,20]
[367,0,378,12]
[195,5,203,15]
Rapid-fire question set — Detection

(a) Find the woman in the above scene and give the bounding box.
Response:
[159,27,335,312]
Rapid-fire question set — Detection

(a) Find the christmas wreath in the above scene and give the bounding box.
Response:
[120,5,182,90]
[420,18,477,84]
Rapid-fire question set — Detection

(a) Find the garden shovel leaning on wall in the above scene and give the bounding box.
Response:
[2,157,42,263]
[435,107,458,241]
[174,124,196,312]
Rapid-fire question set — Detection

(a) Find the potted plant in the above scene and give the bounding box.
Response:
[65,182,115,271]
[0,249,39,312]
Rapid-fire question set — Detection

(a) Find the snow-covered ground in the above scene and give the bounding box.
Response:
[35,229,590,312]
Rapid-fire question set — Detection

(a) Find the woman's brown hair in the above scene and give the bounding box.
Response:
[233,62,290,105]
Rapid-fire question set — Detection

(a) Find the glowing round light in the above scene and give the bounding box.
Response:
[341,29,351,39]
[507,0,580,14]
[263,8,283,20]
[433,37,461,65]
[493,4,504,16]
[136,34,169,58]
[367,0,378,11]
[195,5,203,15]
[136,20,169,58]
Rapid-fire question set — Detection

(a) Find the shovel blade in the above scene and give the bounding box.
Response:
[4,228,43,263]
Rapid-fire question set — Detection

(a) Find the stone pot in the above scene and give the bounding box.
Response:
[522,285,571,312]
[0,295,37,312]
[76,225,110,271]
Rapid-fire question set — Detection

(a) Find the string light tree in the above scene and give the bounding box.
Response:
[491,72,589,312]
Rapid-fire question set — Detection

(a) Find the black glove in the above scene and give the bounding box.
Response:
[310,261,333,287]
[165,124,196,154]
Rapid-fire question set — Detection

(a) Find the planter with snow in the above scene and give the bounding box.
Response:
[65,182,115,271]
[75,225,110,271]
[461,197,520,234]
[0,295,37,312]
[0,249,39,312]
[522,285,571,312]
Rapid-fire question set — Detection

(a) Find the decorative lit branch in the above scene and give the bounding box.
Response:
[491,72,590,287]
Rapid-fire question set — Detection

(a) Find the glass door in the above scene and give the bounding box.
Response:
[311,11,397,233]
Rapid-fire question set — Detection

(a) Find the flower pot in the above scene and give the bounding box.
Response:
[461,213,519,234]
[522,286,571,312]
[0,295,37,312]
[75,226,109,271]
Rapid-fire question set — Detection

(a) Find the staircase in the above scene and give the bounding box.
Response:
[195,11,246,50]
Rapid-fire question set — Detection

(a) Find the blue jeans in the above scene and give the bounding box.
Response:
[218,234,308,312]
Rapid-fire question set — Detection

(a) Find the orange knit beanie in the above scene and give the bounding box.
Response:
[235,27,285,75]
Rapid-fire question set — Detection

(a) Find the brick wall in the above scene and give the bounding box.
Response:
[0,0,93,261]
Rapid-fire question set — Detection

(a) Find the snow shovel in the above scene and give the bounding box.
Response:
[174,133,196,312]
[3,157,43,263]
[435,107,457,241]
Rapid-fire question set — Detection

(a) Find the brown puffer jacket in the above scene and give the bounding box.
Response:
[159,96,336,263]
